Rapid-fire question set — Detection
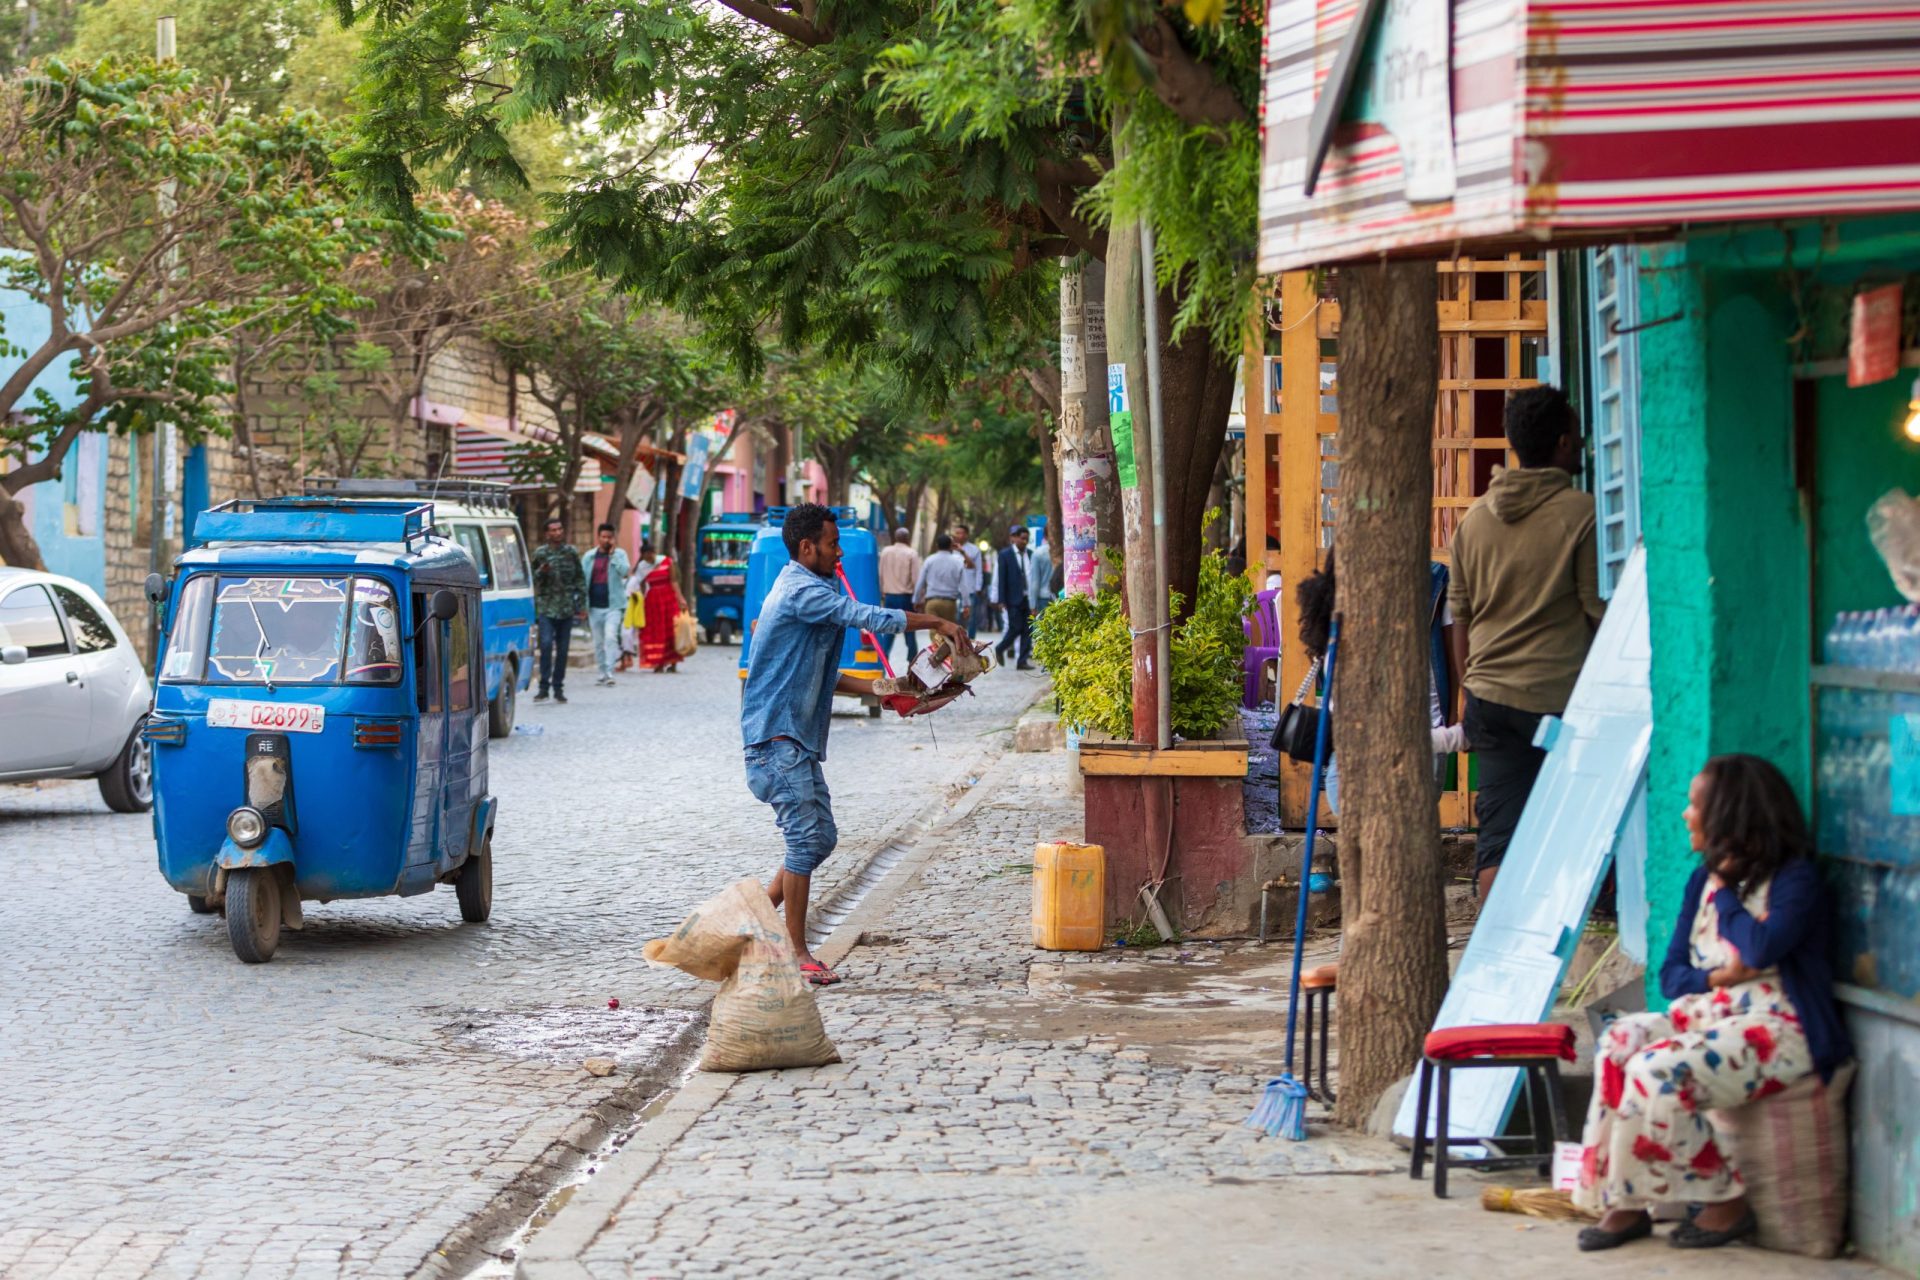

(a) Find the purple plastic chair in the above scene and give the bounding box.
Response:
[1243,587,1282,708]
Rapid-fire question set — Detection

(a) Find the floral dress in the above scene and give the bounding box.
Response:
[1573,875,1813,1212]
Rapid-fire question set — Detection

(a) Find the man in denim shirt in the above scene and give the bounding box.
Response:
[742,504,969,984]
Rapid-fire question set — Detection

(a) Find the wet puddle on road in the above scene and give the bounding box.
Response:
[439,1004,703,1067]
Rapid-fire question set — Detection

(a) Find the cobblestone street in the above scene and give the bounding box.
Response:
[0,646,1046,1279]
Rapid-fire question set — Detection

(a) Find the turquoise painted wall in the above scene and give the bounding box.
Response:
[1636,247,1810,986]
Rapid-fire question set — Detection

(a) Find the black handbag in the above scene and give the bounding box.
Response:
[1271,658,1332,763]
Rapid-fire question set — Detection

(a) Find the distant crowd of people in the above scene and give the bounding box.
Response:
[877,520,1056,671]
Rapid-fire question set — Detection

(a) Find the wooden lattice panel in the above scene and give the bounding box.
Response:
[1252,255,1548,830]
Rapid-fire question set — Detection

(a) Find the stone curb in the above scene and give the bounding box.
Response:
[513,689,1048,1280]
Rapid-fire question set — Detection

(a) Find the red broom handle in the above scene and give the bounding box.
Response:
[835,564,896,679]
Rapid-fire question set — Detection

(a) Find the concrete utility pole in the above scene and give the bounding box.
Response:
[1139,219,1170,752]
[1105,219,1160,748]
[146,14,176,668]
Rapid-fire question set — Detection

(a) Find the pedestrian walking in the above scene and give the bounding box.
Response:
[741,504,971,985]
[1447,386,1605,898]
[530,517,586,704]
[913,532,966,625]
[954,522,983,639]
[582,523,631,687]
[1028,530,1055,622]
[639,556,685,672]
[877,527,922,666]
[993,525,1034,670]
[619,538,654,672]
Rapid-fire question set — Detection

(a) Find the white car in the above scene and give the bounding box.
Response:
[0,567,154,811]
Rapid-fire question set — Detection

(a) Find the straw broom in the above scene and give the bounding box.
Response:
[1480,1187,1596,1221]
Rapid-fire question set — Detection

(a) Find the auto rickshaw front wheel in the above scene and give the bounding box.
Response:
[456,832,493,923]
[225,867,282,963]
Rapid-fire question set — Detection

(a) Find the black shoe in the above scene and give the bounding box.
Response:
[555,691,568,704]
[1017,660,1034,670]
[1668,1210,1757,1249]
[533,691,550,703]
[1577,1215,1653,1252]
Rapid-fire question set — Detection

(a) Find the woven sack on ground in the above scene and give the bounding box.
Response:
[642,878,839,1072]
[1706,1060,1854,1258]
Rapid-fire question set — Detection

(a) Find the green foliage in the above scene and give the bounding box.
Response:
[0,57,392,489]
[1033,548,1251,739]
[69,0,339,113]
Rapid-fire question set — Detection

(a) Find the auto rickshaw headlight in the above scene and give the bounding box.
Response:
[226,806,268,849]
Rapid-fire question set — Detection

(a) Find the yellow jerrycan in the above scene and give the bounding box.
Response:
[1031,842,1106,951]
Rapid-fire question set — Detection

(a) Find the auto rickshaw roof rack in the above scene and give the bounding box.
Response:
[192,497,439,552]
[301,476,512,513]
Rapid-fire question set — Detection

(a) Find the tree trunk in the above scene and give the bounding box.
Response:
[1156,323,1237,619]
[604,402,665,542]
[903,477,928,544]
[0,484,46,570]
[1328,260,1450,1130]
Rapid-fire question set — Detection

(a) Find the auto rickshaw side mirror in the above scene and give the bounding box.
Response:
[430,588,459,622]
[144,572,168,604]
[1,645,26,666]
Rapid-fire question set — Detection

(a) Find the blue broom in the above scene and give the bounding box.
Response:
[1247,616,1339,1141]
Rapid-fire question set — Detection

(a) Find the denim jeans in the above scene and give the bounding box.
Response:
[587,605,620,678]
[882,592,919,666]
[1464,691,1547,872]
[744,738,838,877]
[537,615,574,694]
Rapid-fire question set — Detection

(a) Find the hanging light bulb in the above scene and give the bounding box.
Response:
[1905,375,1920,443]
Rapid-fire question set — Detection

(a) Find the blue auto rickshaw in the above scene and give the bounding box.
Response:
[738,506,886,715]
[141,497,498,963]
[695,512,757,645]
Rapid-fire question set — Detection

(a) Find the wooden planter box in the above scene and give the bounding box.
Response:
[1078,737,1256,936]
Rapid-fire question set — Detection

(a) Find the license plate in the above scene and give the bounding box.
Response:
[206,699,327,734]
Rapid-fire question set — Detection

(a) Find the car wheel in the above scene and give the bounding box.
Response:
[97,718,153,814]
[456,831,493,924]
[488,660,517,738]
[225,868,281,963]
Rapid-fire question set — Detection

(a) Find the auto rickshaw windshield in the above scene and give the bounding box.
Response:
[161,574,403,685]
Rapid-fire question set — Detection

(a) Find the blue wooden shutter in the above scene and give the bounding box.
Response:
[1586,247,1643,600]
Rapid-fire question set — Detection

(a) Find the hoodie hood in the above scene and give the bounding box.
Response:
[1486,466,1573,523]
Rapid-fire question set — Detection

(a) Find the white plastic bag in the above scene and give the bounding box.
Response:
[1867,488,1920,602]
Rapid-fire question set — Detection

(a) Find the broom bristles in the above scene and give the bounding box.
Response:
[1479,1186,1595,1221]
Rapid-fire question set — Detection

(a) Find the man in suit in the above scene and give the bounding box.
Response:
[993,525,1033,670]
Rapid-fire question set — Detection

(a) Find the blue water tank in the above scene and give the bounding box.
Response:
[738,507,887,681]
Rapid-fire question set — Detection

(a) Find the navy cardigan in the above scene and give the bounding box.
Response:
[1658,859,1853,1081]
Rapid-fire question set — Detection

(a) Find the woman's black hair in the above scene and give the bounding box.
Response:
[1695,753,1813,895]
[1295,546,1336,658]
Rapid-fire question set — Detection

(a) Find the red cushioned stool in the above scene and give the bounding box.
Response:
[1409,1022,1575,1199]
[1299,963,1338,1104]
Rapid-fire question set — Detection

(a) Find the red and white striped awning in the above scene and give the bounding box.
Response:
[418,396,617,493]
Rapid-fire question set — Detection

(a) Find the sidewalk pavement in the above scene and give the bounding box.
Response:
[516,743,1879,1280]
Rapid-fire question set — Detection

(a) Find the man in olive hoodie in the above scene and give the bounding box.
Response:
[1448,386,1605,898]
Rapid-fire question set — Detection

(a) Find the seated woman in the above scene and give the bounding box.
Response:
[1574,753,1851,1251]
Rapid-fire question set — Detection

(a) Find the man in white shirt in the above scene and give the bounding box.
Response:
[876,527,922,665]
[954,522,982,639]
[913,533,967,623]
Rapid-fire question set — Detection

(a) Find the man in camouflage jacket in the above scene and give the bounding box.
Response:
[530,517,587,703]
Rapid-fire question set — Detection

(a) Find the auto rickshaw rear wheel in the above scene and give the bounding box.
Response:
[456,831,493,923]
[488,659,517,738]
[225,867,281,963]
[187,894,219,915]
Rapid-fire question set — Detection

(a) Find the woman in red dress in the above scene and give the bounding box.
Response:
[640,557,683,672]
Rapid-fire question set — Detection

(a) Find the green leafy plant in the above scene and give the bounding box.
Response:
[1033,548,1251,740]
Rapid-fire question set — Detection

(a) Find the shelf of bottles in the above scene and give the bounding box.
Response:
[1814,607,1920,999]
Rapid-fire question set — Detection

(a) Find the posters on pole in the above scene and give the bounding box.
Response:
[1061,453,1114,598]
[626,463,656,516]
[680,432,712,500]
[1107,363,1138,489]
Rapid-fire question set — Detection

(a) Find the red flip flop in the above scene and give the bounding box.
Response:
[799,961,843,987]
